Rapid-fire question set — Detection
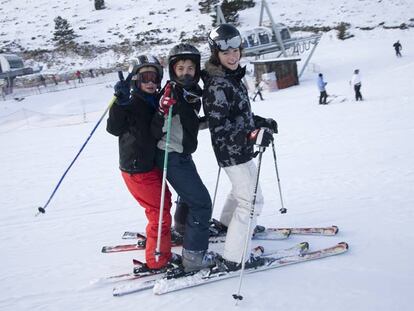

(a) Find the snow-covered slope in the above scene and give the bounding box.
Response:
[0,20,413,311]
[1,0,413,70]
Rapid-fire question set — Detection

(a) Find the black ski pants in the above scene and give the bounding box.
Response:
[319,91,327,104]
[155,149,212,251]
[354,84,363,101]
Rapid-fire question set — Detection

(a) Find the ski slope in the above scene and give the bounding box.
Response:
[0,29,413,311]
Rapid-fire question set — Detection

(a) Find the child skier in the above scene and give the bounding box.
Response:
[107,55,173,271]
[151,43,214,272]
[202,24,278,270]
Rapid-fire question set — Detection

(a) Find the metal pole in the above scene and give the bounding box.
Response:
[299,35,322,79]
[36,96,116,216]
[271,140,287,214]
[155,82,176,262]
[233,146,265,302]
[211,167,221,212]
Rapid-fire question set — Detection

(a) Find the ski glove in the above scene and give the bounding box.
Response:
[158,83,177,115]
[114,72,133,106]
[249,128,274,147]
[265,118,278,134]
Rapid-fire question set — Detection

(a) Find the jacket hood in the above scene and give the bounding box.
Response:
[202,60,246,82]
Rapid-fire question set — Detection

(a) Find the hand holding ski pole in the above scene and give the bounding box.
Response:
[158,82,176,115]
[249,128,274,147]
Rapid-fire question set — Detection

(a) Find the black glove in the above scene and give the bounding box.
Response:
[114,71,133,106]
[248,128,274,147]
[253,115,278,134]
[265,118,278,134]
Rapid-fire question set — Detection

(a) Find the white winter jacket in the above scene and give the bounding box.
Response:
[351,73,362,86]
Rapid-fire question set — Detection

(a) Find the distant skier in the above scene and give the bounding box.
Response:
[317,73,328,105]
[75,70,83,83]
[350,69,363,101]
[252,79,264,101]
[393,41,402,57]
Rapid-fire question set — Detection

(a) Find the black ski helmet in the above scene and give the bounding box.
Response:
[208,23,242,53]
[129,54,163,90]
[168,43,201,87]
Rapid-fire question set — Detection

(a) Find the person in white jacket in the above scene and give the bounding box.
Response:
[350,69,363,101]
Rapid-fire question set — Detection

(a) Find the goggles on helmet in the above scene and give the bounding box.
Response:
[137,71,161,84]
[213,35,242,51]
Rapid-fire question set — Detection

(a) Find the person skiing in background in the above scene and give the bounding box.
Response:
[75,70,83,83]
[202,24,278,271]
[151,43,214,273]
[393,40,402,57]
[252,79,264,102]
[350,69,363,101]
[317,73,328,105]
[106,55,174,271]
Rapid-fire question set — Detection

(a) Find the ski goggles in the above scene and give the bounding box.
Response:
[183,89,201,104]
[138,71,161,84]
[213,36,242,51]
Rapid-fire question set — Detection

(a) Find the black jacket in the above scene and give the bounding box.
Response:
[151,83,204,154]
[106,91,159,173]
[201,62,257,167]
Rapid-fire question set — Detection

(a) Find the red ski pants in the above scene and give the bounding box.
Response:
[122,168,172,269]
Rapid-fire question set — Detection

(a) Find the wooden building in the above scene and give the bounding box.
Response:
[251,57,301,90]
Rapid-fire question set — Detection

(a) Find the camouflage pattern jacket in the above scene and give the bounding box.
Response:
[201,62,259,167]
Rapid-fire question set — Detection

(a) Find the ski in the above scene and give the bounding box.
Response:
[266,225,338,236]
[112,242,309,296]
[104,222,338,253]
[152,242,348,295]
[101,235,231,253]
[103,228,291,254]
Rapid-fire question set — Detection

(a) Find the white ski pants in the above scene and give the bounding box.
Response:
[221,159,264,263]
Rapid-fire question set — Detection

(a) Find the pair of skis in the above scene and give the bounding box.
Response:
[111,241,348,296]
[101,222,339,253]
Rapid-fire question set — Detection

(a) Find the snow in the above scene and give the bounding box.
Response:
[1,1,414,310]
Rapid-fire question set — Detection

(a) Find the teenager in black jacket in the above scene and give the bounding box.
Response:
[107,55,173,270]
[151,44,214,272]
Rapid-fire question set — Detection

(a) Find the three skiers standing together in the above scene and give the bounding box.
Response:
[107,24,278,273]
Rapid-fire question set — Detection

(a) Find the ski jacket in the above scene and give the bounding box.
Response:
[317,76,327,92]
[106,91,159,174]
[351,73,362,86]
[202,61,268,167]
[151,83,205,154]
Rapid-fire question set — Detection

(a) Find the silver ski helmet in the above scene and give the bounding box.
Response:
[208,23,242,53]
[168,43,201,88]
[129,54,163,90]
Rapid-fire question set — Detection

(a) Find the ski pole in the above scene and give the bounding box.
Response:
[36,95,116,216]
[233,146,265,303]
[211,166,221,212]
[271,140,287,214]
[155,81,176,262]
[36,71,127,216]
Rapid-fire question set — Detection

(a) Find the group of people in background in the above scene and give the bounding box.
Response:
[317,40,404,104]
[317,70,363,104]
[107,24,278,273]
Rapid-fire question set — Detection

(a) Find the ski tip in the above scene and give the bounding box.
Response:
[133,259,144,266]
[101,247,107,253]
[332,225,339,234]
[338,242,349,250]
